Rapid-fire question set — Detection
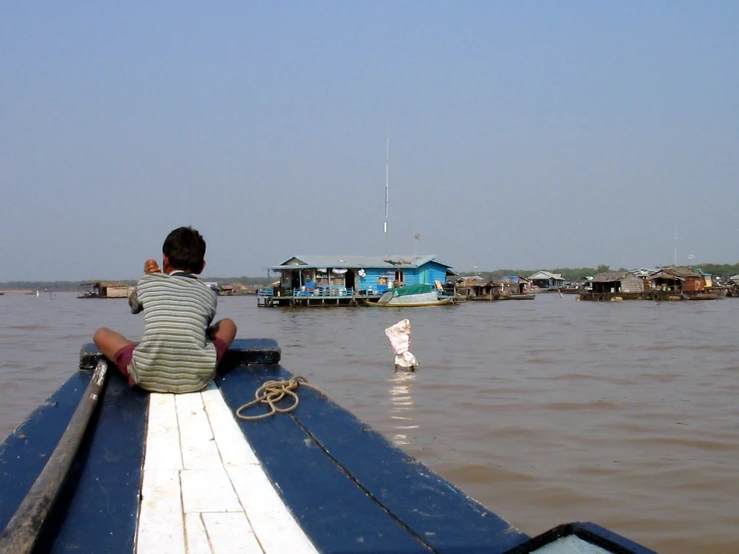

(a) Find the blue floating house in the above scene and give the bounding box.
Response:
[269,255,456,296]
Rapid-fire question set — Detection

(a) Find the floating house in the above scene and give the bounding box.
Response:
[77,281,133,299]
[204,282,238,296]
[528,271,565,290]
[260,255,455,307]
[456,276,498,301]
[590,271,645,294]
[647,267,705,293]
[499,275,532,295]
[580,266,724,301]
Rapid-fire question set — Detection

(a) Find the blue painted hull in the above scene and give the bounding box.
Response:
[0,361,147,553]
[0,340,658,553]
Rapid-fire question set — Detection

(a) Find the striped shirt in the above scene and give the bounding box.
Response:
[128,272,218,393]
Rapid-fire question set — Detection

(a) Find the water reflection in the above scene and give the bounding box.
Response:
[387,371,418,446]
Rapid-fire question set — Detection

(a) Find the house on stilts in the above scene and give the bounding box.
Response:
[257,255,456,307]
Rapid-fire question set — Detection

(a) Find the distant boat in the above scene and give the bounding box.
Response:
[369,284,455,307]
[506,293,536,300]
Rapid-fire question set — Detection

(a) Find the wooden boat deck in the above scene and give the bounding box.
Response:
[138,384,317,553]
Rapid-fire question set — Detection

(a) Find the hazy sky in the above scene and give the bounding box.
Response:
[2,2,737,281]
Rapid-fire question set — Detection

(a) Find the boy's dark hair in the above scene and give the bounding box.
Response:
[163,227,206,273]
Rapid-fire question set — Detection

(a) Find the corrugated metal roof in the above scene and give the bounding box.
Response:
[269,254,453,270]
[501,276,530,283]
[648,267,701,279]
[591,271,629,283]
[457,276,487,286]
[528,271,564,280]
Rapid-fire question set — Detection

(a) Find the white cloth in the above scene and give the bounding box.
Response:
[384,319,418,368]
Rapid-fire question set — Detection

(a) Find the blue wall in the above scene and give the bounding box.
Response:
[357,262,448,292]
[416,262,448,286]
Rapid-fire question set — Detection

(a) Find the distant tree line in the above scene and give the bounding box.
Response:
[0,276,273,291]
[0,281,88,292]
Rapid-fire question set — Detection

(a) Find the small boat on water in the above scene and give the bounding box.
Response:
[370,283,456,307]
[0,340,657,554]
[505,293,536,300]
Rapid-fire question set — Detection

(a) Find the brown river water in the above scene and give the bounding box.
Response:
[1,291,738,553]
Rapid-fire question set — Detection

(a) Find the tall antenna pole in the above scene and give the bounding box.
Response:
[673,223,677,267]
[384,135,389,258]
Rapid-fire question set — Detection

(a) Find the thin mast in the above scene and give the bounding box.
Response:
[673,223,677,267]
[384,135,389,258]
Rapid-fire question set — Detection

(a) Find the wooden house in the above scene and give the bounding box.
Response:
[590,271,645,294]
[499,276,531,295]
[267,255,455,297]
[456,276,498,300]
[78,281,133,299]
[647,267,705,293]
[527,271,565,290]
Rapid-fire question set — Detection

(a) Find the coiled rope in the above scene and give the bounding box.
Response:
[235,376,327,420]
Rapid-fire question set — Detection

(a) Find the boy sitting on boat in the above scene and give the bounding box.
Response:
[93,226,237,393]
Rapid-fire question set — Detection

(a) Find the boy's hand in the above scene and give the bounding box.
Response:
[144,259,161,274]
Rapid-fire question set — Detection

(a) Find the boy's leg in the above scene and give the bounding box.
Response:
[209,319,237,364]
[94,327,136,360]
[210,319,237,347]
[93,327,138,385]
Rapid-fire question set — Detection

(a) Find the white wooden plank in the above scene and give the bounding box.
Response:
[202,512,263,554]
[184,513,213,554]
[200,385,260,467]
[139,385,318,554]
[136,469,185,554]
[201,385,317,553]
[228,465,319,554]
[180,468,242,513]
[175,392,222,469]
[145,393,183,470]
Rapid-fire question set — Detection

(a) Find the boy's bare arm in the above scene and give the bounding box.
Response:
[129,258,159,313]
[144,259,161,273]
[129,288,142,313]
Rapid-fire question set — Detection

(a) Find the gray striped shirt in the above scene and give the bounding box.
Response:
[128,272,218,393]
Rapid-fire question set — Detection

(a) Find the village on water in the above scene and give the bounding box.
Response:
[68,253,739,307]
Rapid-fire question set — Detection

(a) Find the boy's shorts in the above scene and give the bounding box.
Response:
[112,344,137,385]
[211,337,229,363]
[112,338,229,385]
